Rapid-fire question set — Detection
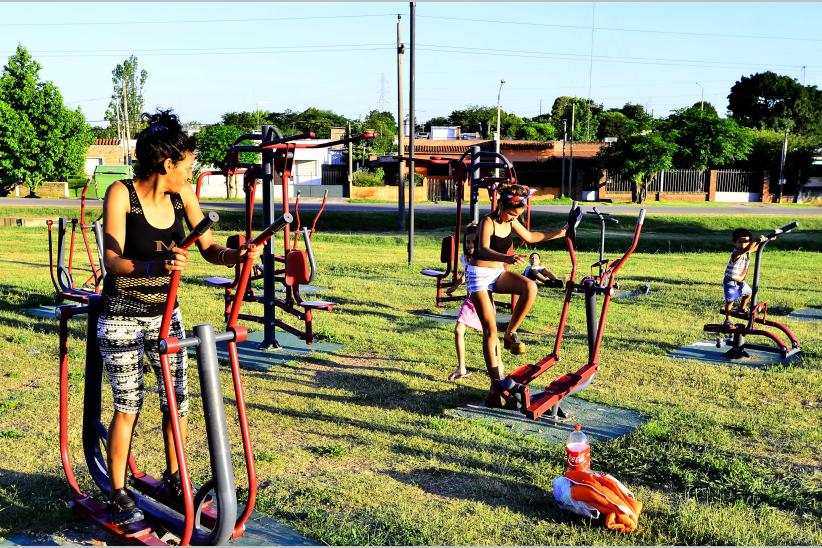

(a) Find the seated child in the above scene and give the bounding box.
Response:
[723,227,766,326]
[523,252,562,285]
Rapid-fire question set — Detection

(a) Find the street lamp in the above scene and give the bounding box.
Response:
[695,82,704,112]
[496,79,506,179]
[496,79,506,152]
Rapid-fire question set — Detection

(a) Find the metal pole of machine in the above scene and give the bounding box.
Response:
[260,125,279,349]
[777,128,788,203]
[561,120,567,198]
[495,79,505,179]
[568,103,575,199]
[397,14,405,229]
[408,1,415,264]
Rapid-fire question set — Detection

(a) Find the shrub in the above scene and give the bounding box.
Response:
[404,171,424,187]
[352,167,385,187]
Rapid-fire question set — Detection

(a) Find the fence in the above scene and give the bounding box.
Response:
[321,164,348,186]
[427,176,457,202]
[715,169,760,193]
[606,169,708,193]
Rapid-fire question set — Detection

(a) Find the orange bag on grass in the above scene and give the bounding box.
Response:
[552,470,643,533]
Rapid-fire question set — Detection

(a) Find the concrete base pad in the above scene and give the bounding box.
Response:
[216,329,342,371]
[670,340,800,368]
[446,396,646,444]
[788,307,822,322]
[21,305,60,319]
[275,284,326,296]
[0,511,315,546]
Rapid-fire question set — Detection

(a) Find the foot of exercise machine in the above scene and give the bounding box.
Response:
[486,205,647,422]
[58,211,292,545]
[703,221,800,361]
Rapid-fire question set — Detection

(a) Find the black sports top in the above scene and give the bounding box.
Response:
[475,215,513,260]
[101,180,187,317]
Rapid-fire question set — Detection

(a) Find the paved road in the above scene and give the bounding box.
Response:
[2,197,820,216]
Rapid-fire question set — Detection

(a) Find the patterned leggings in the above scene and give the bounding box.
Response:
[97,309,189,417]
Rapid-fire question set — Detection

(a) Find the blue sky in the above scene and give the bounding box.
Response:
[2,2,821,126]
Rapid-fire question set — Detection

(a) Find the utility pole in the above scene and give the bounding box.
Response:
[114,99,125,165]
[777,128,788,203]
[347,122,353,189]
[568,103,575,198]
[408,1,416,264]
[121,76,132,165]
[561,119,567,198]
[587,2,596,138]
[397,14,405,229]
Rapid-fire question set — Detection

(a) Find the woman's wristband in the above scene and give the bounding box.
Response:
[146,260,154,279]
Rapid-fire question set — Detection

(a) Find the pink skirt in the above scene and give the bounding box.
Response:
[456,297,482,331]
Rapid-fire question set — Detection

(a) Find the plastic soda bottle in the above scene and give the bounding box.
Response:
[566,423,591,472]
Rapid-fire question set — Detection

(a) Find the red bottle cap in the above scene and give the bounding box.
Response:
[574,423,582,431]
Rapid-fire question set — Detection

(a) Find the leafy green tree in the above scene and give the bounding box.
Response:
[221,111,258,133]
[598,132,675,203]
[104,55,148,137]
[659,105,753,170]
[0,45,91,195]
[550,96,600,141]
[515,121,556,140]
[742,129,821,189]
[424,116,451,131]
[618,103,654,129]
[596,111,636,140]
[195,124,259,198]
[727,71,822,134]
[359,110,397,156]
[447,105,498,138]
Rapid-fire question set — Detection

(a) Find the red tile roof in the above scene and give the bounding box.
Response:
[94,139,121,145]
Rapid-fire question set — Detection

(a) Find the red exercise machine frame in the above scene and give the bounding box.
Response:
[703,221,800,361]
[200,126,374,348]
[58,211,291,545]
[47,179,106,303]
[489,205,647,421]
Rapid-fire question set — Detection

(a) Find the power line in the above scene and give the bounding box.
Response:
[2,45,395,59]
[418,15,822,44]
[0,13,397,27]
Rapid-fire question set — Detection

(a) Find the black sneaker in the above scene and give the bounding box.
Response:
[109,489,144,526]
[160,470,195,506]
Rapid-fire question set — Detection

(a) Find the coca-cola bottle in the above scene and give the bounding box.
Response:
[566,423,591,472]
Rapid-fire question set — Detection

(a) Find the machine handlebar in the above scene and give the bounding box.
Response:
[178,212,219,250]
[250,213,293,247]
[766,221,798,240]
[588,207,619,224]
[637,209,646,226]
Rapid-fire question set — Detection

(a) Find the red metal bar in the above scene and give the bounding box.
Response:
[726,309,800,348]
[309,190,329,240]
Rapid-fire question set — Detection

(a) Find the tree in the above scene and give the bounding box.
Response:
[0,45,91,195]
[104,55,148,139]
[424,116,451,131]
[598,132,675,203]
[659,105,753,170]
[447,105,498,138]
[618,103,654,129]
[360,110,397,156]
[596,111,636,140]
[195,123,259,198]
[742,129,821,190]
[727,71,822,134]
[515,121,556,140]
[550,96,600,141]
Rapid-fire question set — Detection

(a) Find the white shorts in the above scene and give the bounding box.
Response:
[466,264,505,295]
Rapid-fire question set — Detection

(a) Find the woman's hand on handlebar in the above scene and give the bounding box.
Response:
[236,242,262,263]
[164,247,190,273]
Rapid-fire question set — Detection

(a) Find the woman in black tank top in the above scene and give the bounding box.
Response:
[98,109,262,525]
[467,184,569,407]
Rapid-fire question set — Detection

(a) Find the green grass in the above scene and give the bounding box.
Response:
[0,207,819,545]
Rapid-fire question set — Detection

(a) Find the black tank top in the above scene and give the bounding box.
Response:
[475,215,513,260]
[102,180,187,317]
